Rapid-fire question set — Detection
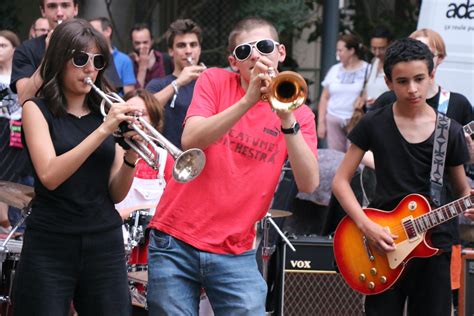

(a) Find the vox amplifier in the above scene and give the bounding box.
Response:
[459,248,474,316]
[276,235,364,316]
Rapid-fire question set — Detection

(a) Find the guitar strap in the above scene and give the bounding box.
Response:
[430,112,451,206]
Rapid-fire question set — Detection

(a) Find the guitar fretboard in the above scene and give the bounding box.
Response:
[413,195,473,233]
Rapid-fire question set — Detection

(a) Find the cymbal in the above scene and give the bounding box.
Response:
[269,209,292,218]
[0,181,34,209]
[128,270,147,284]
[0,181,34,196]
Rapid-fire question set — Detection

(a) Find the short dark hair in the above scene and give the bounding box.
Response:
[371,26,393,42]
[338,33,366,60]
[89,17,113,37]
[39,19,110,116]
[165,19,202,49]
[130,23,152,40]
[228,16,278,53]
[383,38,434,81]
[39,0,79,9]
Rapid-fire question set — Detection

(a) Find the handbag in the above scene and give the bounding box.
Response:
[345,62,371,133]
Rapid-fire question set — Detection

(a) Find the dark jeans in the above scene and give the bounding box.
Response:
[365,252,452,316]
[13,226,131,316]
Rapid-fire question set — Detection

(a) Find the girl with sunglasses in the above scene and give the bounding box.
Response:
[13,19,141,315]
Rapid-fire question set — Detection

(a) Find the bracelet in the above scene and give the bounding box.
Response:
[123,155,138,168]
[171,80,180,94]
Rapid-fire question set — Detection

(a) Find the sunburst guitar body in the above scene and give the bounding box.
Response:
[333,193,473,295]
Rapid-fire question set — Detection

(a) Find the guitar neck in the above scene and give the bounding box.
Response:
[464,121,474,136]
[414,194,473,233]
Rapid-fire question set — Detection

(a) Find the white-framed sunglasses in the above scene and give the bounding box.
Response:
[71,50,106,71]
[232,39,280,61]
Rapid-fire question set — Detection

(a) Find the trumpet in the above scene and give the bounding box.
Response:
[84,77,206,183]
[263,68,308,111]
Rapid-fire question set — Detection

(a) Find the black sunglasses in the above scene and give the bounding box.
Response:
[233,39,280,62]
[71,50,106,71]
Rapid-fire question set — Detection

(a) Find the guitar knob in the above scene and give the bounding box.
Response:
[380,276,387,284]
[359,273,366,281]
[370,267,377,275]
[368,282,375,290]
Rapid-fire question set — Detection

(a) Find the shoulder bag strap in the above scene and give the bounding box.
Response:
[437,87,451,115]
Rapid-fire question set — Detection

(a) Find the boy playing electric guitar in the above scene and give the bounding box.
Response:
[332,38,474,315]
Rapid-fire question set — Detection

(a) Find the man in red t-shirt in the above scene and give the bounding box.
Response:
[147,16,320,315]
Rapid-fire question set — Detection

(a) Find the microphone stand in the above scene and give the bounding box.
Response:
[261,164,296,316]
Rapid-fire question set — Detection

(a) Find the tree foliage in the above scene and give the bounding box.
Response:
[236,0,419,46]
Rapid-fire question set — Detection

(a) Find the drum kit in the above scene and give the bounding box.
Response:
[122,208,153,310]
[0,181,34,314]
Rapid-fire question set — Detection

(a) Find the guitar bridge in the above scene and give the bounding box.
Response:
[362,235,375,261]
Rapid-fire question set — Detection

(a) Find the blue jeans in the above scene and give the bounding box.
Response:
[147,229,267,316]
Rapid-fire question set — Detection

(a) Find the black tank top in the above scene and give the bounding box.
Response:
[23,98,122,233]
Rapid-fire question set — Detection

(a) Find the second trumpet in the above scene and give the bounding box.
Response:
[84,77,206,183]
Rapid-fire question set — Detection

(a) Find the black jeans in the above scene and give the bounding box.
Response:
[365,252,452,316]
[12,227,131,316]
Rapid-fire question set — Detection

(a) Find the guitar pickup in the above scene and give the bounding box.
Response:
[402,216,419,241]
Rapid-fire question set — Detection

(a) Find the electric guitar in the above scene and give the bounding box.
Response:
[333,193,474,295]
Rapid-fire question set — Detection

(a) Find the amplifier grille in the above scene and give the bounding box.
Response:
[283,271,364,316]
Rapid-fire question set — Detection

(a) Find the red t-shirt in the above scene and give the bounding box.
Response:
[148,68,317,254]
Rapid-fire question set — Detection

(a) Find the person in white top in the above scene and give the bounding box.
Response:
[317,34,368,152]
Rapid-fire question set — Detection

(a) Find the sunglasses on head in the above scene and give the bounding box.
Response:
[232,39,280,62]
[71,50,106,71]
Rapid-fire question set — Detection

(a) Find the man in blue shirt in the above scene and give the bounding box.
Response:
[90,17,136,94]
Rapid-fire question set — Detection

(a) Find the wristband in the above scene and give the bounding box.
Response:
[123,155,139,168]
[171,80,180,94]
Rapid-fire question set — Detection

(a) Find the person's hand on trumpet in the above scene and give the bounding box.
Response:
[243,56,275,107]
[99,101,143,136]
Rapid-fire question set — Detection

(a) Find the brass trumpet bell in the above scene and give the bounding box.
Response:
[267,71,308,111]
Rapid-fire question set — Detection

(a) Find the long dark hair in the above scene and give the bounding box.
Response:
[38,18,110,116]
